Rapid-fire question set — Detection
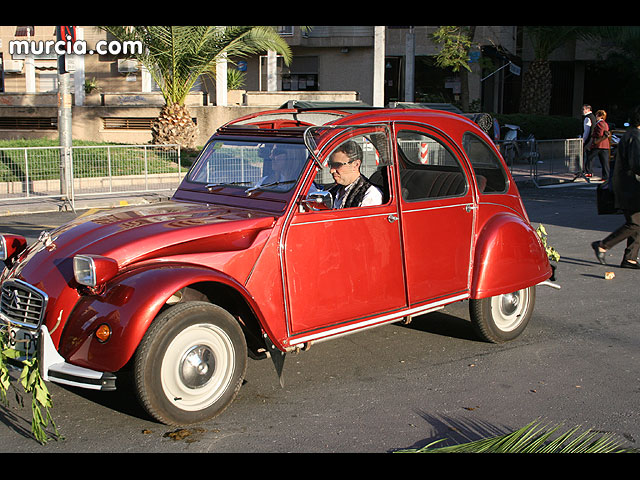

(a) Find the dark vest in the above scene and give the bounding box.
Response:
[584,112,596,137]
[329,175,373,208]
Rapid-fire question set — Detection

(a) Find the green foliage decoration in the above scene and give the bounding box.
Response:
[536,224,560,262]
[0,326,62,445]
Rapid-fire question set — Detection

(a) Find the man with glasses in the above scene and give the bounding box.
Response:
[327,141,383,209]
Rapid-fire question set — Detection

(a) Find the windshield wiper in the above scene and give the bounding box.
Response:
[246,180,297,193]
[205,181,252,191]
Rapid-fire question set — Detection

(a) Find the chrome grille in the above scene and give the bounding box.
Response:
[0,279,48,330]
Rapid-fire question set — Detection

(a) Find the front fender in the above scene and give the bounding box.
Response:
[58,263,265,373]
[471,212,552,299]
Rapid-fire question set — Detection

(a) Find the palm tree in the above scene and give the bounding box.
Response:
[519,26,581,115]
[519,26,640,116]
[100,26,292,149]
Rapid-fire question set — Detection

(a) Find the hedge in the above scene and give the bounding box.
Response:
[492,113,583,141]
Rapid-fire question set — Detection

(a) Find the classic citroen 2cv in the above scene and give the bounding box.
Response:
[0,105,554,425]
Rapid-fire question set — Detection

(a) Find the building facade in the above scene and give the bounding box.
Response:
[0,25,608,145]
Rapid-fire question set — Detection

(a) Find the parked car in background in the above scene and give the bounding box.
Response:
[1,105,554,425]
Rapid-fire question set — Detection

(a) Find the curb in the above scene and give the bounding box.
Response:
[0,193,171,217]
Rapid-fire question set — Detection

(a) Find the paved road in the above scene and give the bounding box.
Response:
[0,184,638,452]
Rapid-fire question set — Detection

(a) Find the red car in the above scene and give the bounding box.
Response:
[0,106,554,425]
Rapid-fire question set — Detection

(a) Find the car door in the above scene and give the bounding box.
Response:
[395,124,476,306]
[282,126,407,340]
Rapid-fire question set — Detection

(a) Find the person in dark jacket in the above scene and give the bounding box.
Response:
[592,106,640,269]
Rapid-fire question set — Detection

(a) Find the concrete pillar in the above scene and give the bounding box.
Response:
[73,27,85,106]
[25,28,35,93]
[573,62,586,117]
[267,50,277,92]
[404,27,415,103]
[141,65,152,93]
[373,26,385,107]
[216,53,228,106]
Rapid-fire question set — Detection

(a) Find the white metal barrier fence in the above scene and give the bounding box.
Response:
[1,139,585,205]
[0,144,183,204]
[498,138,584,186]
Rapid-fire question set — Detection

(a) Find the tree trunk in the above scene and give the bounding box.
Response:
[519,59,552,115]
[151,103,198,150]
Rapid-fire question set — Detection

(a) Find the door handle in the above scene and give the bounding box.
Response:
[465,204,477,213]
[387,214,399,223]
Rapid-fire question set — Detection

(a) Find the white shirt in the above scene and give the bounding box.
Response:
[333,182,383,209]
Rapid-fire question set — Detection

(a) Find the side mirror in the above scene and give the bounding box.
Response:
[301,191,333,211]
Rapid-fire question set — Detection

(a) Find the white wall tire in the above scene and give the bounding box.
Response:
[470,286,536,343]
[134,302,247,425]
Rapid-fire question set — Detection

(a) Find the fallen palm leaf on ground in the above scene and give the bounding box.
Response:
[396,421,636,453]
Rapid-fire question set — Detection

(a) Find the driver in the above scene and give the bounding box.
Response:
[328,141,382,208]
[254,144,303,190]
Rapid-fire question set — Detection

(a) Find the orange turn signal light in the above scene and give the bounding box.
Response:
[95,324,112,343]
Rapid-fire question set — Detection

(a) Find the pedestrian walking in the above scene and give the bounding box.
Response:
[576,104,596,181]
[585,110,611,180]
[592,105,640,269]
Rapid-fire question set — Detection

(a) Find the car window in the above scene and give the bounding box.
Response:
[313,134,384,187]
[187,139,309,192]
[461,132,508,193]
[311,132,392,207]
[396,130,468,202]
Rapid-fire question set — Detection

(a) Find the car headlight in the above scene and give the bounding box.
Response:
[73,254,118,287]
[0,234,27,262]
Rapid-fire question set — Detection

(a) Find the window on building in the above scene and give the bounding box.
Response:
[260,55,319,91]
[276,26,294,36]
[15,26,35,37]
[0,117,57,130]
[282,56,318,91]
[38,73,58,92]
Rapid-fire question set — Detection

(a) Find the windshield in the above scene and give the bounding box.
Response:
[188,139,310,193]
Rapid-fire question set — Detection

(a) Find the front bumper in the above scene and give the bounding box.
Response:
[4,322,116,391]
[39,324,117,391]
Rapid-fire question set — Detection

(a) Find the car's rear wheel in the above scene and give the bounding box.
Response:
[469,286,535,343]
[134,301,247,425]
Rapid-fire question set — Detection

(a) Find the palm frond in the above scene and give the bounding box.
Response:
[396,421,635,453]
[98,25,291,106]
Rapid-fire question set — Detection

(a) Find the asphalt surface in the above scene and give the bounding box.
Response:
[0,182,638,453]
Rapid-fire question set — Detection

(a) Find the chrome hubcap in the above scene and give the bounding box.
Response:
[179,345,215,389]
[500,292,520,317]
[161,323,235,411]
[491,289,528,332]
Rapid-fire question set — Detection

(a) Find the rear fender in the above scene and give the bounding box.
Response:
[471,212,552,299]
[58,263,267,373]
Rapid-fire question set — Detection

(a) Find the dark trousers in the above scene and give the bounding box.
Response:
[601,210,640,261]
[585,148,610,178]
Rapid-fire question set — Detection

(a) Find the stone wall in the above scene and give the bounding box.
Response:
[0,91,360,147]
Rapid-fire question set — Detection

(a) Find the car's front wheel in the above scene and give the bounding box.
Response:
[133,301,247,425]
[469,286,536,343]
